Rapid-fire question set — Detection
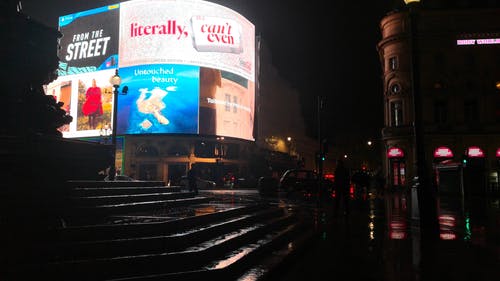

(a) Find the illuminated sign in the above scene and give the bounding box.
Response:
[457,38,500,46]
[387,147,404,158]
[467,146,485,158]
[433,146,453,158]
[46,0,256,141]
[496,148,500,157]
[58,5,120,76]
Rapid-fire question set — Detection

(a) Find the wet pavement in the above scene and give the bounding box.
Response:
[260,188,500,281]
[55,186,500,281]
[195,187,500,281]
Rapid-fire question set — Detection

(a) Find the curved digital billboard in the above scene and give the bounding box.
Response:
[46,0,255,141]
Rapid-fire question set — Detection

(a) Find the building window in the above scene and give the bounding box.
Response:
[389,57,398,71]
[464,100,478,124]
[434,101,448,124]
[390,101,403,127]
[390,83,401,95]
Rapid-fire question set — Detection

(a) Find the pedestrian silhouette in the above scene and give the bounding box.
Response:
[187,165,198,195]
[334,158,351,217]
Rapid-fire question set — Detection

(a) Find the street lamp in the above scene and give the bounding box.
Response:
[286,136,292,154]
[109,69,121,180]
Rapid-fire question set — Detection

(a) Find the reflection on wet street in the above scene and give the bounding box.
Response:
[266,187,500,281]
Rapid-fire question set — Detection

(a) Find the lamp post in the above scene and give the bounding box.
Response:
[405,0,439,239]
[109,69,121,181]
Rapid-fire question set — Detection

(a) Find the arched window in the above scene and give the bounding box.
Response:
[135,144,159,157]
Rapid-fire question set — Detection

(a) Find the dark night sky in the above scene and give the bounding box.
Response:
[21,0,397,142]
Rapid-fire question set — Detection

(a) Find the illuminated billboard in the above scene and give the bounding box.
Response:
[47,0,255,141]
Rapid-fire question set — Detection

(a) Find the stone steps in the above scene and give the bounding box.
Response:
[48,207,285,261]
[7,182,316,281]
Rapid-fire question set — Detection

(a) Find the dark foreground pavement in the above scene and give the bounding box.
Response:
[260,189,500,281]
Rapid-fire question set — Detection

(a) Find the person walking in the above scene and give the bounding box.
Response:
[334,158,351,217]
[187,165,198,195]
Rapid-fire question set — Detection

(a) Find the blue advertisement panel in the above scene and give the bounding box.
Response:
[117,64,199,135]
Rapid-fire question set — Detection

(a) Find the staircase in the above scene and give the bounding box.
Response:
[6,181,317,281]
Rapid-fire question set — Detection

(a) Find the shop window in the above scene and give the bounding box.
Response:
[390,101,403,127]
[138,164,157,180]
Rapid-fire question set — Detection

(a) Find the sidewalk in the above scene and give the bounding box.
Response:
[270,191,500,281]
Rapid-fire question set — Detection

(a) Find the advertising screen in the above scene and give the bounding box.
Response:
[47,0,255,141]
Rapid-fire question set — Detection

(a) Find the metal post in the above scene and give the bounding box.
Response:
[407,3,439,239]
[108,69,121,181]
[317,96,323,204]
[109,84,119,181]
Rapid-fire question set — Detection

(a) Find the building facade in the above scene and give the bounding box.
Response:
[110,39,317,186]
[377,4,500,194]
[42,0,318,186]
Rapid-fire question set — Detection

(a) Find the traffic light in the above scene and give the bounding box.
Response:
[462,155,468,167]
[315,152,326,162]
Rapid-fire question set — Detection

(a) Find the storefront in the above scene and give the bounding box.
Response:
[387,147,406,187]
[492,148,500,191]
[432,146,462,195]
[463,146,486,196]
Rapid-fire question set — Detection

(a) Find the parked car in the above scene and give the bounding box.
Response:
[222,172,236,188]
[279,169,334,199]
[179,176,216,189]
